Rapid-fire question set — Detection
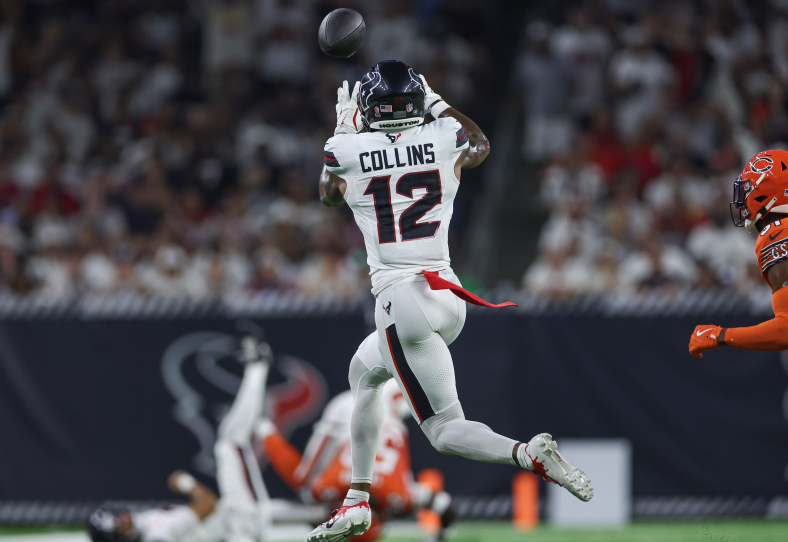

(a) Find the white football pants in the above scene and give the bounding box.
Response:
[349,270,520,486]
[215,362,270,542]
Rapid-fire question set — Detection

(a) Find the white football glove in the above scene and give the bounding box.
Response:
[255,418,278,440]
[420,74,451,118]
[335,80,361,135]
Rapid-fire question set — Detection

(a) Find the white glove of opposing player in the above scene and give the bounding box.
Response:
[335,80,362,135]
[255,418,277,440]
[420,74,451,118]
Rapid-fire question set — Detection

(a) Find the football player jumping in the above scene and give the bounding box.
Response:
[260,333,456,542]
[87,335,274,542]
[309,60,593,541]
[690,149,788,357]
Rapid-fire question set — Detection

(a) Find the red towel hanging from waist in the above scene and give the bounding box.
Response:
[422,270,517,308]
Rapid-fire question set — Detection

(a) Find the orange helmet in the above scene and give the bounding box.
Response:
[731,149,788,233]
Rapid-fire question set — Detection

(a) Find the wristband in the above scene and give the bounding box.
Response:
[429,99,451,119]
[334,125,356,136]
[176,473,196,493]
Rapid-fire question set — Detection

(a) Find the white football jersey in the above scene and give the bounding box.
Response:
[324,118,469,295]
[134,505,224,542]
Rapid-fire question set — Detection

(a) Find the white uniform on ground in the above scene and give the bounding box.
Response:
[133,505,225,542]
[133,363,270,542]
[325,120,522,489]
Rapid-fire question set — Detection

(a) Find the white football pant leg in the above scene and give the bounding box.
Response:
[348,341,390,485]
[375,271,518,465]
[215,362,270,542]
[217,363,268,445]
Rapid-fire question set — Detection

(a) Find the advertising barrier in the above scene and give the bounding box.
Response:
[0,305,786,505]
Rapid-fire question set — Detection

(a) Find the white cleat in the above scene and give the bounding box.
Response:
[305,502,371,541]
[525,433,594,502]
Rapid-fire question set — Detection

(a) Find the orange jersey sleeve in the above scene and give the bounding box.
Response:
[261,432,305,492]
[724,286,788,351]
[755,219,788,287]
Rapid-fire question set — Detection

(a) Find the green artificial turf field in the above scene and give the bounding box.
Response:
[382,521,787,542]
[0,521,785,541]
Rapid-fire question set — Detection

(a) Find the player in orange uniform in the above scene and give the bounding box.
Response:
[689,149,788,357]
[258,368,454,542]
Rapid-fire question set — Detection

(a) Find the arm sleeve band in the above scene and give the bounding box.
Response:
[724,287,788,351]
[261,433,304,491]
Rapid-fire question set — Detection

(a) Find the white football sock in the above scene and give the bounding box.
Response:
[516,442,534,470]
[343,489,370,506]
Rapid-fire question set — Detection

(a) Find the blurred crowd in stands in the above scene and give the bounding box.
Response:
[0,0,489,302]
[520,0,785,299]
[3,0,778,304]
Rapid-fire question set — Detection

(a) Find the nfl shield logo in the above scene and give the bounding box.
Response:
[374,106,380,118]
[406,103,413,112]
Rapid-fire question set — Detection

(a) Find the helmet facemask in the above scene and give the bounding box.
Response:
[87,506,138,542]
[730,174,753,229]
[731,172,778,233]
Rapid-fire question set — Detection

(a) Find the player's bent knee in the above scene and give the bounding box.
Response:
[420,403,465,455]
[430,436,458,456]
[348,355,365,393]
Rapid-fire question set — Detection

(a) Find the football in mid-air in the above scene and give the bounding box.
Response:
[318,8,365,58]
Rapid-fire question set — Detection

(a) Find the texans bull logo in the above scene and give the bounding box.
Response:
[161,331,327,476]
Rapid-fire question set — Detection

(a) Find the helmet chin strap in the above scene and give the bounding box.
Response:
[745,196,778,234]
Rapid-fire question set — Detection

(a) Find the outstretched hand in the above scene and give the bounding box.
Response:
[419,74,448,118]
[335,80,361,135]
[167,470,193,493]
[688,325,723,358]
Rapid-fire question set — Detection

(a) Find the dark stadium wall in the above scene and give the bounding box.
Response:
[0,312,786,501]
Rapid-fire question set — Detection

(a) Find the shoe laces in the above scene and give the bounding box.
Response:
[325,504,354,521]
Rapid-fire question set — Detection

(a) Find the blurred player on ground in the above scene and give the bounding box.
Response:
[259,333,455,542]
[87,334,274,542]
[690,149,788,357]
[309,60,593,541]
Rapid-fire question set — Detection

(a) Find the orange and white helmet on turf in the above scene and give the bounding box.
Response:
[731,149,788,233]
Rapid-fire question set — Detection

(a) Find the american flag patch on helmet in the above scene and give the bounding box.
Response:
[380,105,393,113]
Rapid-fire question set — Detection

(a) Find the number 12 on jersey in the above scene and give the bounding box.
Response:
[363,170,443,243]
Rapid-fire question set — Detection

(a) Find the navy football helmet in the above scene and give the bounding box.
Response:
[86,503,137,542]
[357,60,426,132]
